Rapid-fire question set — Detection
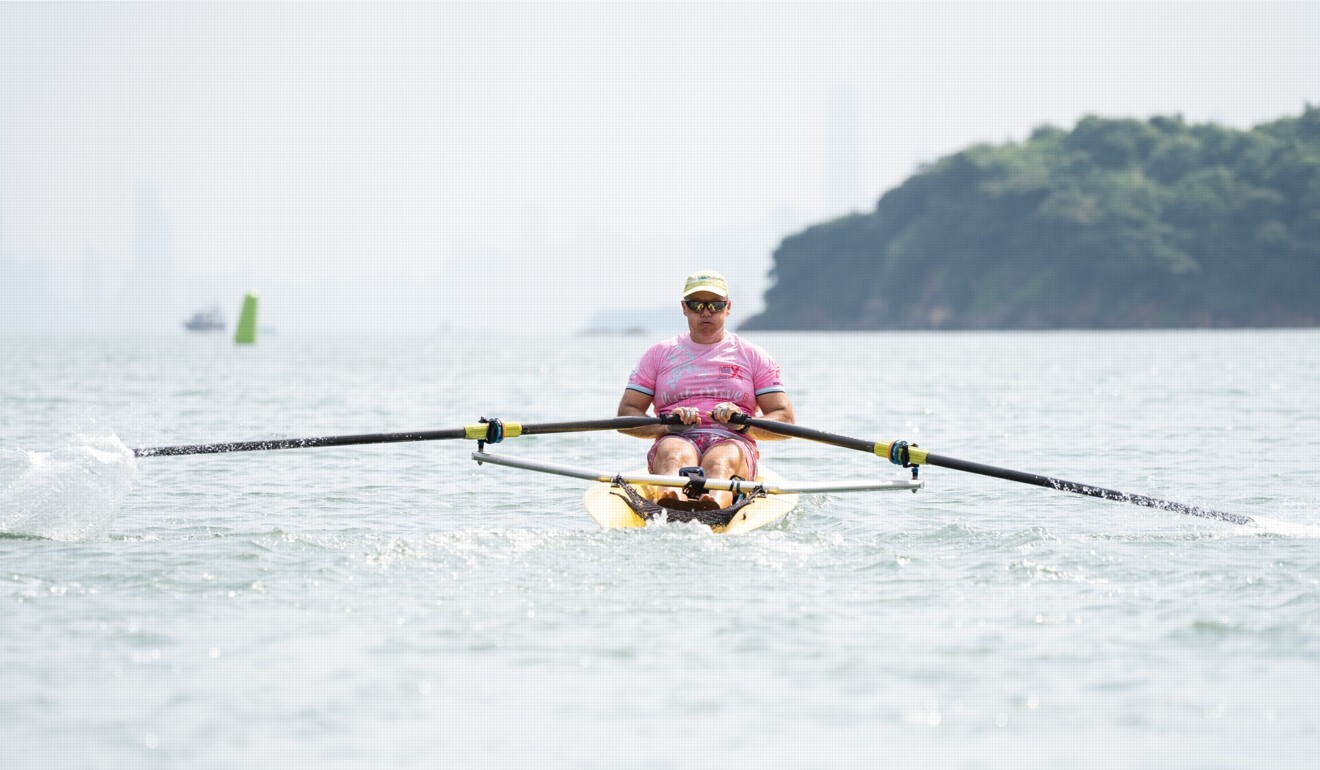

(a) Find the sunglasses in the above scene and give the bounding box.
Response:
[684,300,728,313]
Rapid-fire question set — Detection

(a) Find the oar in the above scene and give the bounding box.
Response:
[731,415,1253,526]
[133,416,668,458]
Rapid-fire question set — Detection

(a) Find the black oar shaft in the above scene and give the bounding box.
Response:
[735,415,1251,526]
[517,417,664,436]
[134,416,665,458]
[134,429,468,457]
[923,453,1253,525]
[737,419,878,453]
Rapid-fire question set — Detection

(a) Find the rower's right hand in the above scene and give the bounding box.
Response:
[664,407,701,432]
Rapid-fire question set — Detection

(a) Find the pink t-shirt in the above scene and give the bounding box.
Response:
[626,332,785,429]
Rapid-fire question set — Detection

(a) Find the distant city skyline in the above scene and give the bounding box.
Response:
[1,191,195,332]
[2,3,1318,334]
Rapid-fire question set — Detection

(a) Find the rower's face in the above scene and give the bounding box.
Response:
[682,292,730,331]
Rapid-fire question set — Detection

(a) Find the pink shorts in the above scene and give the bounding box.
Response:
[648,429,760,480]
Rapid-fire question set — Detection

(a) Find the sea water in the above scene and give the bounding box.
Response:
[2,330,1318,768]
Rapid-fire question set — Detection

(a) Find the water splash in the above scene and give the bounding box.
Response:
[0,433,137,541]
[1246,516,1320,538]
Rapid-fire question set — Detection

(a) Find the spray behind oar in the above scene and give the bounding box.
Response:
[1,433,137,541]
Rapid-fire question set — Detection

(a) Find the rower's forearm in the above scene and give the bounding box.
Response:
[747,410,795,441]
[619,425,666,439]
[617,405,663,438]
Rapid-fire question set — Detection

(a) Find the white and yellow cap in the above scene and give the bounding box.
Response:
[682,270,729,298]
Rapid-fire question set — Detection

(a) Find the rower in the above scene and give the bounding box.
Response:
[615,269,796,509]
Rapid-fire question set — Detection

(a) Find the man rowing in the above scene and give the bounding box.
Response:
[617,269,796,509]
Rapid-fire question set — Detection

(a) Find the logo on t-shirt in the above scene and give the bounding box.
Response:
[718,365,742,379]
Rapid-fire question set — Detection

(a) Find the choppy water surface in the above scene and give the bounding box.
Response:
[3,331,1318,768]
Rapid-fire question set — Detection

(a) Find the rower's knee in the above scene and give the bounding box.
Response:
[700,447,747,479]
[653,437,698,473]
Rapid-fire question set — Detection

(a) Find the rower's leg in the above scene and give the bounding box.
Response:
[698,442,752,508]
[651,437,700,501]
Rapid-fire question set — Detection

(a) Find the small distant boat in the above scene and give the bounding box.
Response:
[183,307,226,332]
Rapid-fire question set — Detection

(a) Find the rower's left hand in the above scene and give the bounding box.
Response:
[710,402,743,425]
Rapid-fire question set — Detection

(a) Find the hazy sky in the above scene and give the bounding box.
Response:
[2,2,1317,333]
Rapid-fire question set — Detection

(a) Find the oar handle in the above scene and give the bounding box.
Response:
[134,416,669,458]
[731,414,889,456]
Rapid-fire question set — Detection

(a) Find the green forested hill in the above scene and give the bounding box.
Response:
[743,108,1320,329]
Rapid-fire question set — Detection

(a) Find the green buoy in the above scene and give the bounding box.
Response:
[235,292,259,345]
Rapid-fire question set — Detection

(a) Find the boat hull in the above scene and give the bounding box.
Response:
[584,467,799,534]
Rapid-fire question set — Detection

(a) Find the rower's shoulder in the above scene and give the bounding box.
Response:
[726,332,777,360]
[641,333,690,355]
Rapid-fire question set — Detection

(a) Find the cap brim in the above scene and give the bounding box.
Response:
[683,285,729,298]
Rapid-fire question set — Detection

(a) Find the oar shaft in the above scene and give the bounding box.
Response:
[923,453,1253,525]
[736,415,1252,526]
[134,429,467,457]
[516,417,666,436]
[134,416,665,458]
[732,418,878,453]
